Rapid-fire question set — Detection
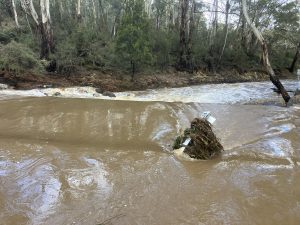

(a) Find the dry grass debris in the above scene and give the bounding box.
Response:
[173,118,223,160]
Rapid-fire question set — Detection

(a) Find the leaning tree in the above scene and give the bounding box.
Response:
[241,0,290,104]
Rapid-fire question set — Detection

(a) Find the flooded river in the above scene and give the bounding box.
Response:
[0,81,299,225]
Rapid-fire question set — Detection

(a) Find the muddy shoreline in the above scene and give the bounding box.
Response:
[0,68,295,92]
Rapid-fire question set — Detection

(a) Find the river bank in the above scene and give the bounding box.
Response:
[0,68,295,92]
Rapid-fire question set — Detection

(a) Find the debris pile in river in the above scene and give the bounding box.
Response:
[173,118,223,160]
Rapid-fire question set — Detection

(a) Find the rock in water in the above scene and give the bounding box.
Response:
[95,88,103,94]
[0,84,9,90]
[103,91,116,98]
[173,118,223,160]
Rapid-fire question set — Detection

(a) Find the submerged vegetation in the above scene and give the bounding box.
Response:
[0,0,299,80]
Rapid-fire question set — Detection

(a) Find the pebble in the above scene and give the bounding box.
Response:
[103,91,116,98]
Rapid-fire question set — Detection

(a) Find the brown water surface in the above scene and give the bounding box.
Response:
[0,95,299,225]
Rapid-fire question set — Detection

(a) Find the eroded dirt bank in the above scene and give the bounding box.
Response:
[1,68,293,92]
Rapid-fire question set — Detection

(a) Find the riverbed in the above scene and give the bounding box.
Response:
[0,81,299,225]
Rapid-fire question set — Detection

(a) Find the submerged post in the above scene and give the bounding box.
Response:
[173,112,223,160]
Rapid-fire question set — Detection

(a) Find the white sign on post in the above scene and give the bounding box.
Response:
[180,112,216,149]
[201,111,216,125]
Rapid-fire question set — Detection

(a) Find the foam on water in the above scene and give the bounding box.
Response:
[0,80,299,104]
[116,80,299,104]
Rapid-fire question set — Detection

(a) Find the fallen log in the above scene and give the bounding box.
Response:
[271,88,294,94]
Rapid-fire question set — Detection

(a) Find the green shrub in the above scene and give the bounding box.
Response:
[0,41,43,75]
[0,31,16,44]
[53,26,113,74]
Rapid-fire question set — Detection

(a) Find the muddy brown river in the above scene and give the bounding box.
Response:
[0,81,300,225]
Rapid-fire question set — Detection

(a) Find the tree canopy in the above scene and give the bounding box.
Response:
[0,0,299,76]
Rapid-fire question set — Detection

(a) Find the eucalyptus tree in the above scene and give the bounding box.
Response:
[152,0,167,30]
[109,0,125,37]
[20,0,53,59]
[11,0,20,28]
[0,0,19,28]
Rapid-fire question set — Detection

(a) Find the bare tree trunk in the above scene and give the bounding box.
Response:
[178,0,189,70]
[40,0,54,59]
[130,60,135,81]
[156,15,160,30]
[145,0,152,17]
[172,2,176,26]
[55,0,64,21]
[111,15,117,37]
[59,1,64,16]
[213,0,218,31]
[242,0,290,104]
[25,14,33,36]
[21,0,53,59]
[186,0,195,72]
[91,0,97,26]
[289,42,300,73]
[21,0,39,26]
[218,0,230,65]
[111,5,122,38]
[29,0,39,25]
[11,0,20,28]
[206,0,220,72]
[240,11,246,50]
[76,0,82,21]
[99,0,108,32]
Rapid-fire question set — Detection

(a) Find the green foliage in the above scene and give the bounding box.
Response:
[54,37,80,74]
[151,29,175,69]
[0,31,16,44]
[115,0,153,75]
[0,0,12,19]
[265,1,299,69]
[0,0,298,76]
[0,41,43,75]
[173,136,183,150]
[54,26,114,74]
[0,21,20,45]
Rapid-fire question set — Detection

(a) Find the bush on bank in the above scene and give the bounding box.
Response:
[0,41,44,75]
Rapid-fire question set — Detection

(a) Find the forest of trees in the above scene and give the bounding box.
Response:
[0,0,299,78]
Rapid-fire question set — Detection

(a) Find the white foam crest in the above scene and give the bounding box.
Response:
[0,80,298,104]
